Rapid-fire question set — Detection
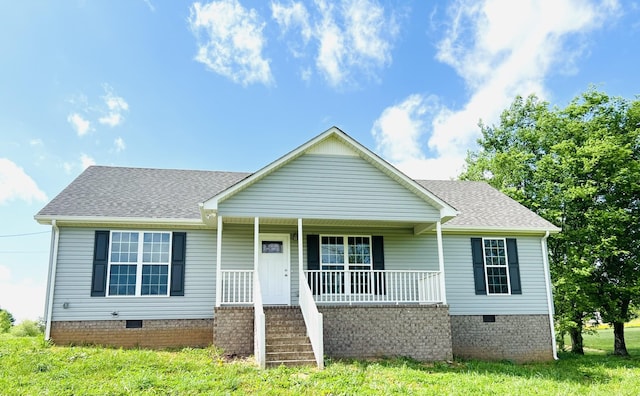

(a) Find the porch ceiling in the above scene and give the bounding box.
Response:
[221,216,435,232]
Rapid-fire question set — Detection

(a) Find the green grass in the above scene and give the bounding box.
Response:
[579,326,640,354]
[1,331,640,395]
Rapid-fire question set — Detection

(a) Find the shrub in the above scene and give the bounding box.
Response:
[10,320,43,337]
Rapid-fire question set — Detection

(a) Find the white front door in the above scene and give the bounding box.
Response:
[258,234,290,305]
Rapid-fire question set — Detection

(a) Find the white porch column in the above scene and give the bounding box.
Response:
[436,220,447,304]
[298,218,303,277]
[254,217,260,272]
[215,215,223,307]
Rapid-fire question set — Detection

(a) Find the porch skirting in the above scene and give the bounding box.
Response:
[49,319,214,348]
[318,305,453,361]
[450,314,553,362]
[213,306,254,356]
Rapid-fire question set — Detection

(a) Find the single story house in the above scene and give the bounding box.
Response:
[35,127,559,368]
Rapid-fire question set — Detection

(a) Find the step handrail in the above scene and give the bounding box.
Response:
[254,273,266,368]
[299,276,324,368]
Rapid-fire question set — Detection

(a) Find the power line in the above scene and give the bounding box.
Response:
[0,251,48,254]
[0,231,50,238]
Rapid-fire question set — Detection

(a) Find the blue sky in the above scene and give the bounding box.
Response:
[1,0,638,322]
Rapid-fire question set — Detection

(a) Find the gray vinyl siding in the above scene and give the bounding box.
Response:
[443,234,550,315]
[302,227,440,272]
[219,154,440,222]
[51,227,216,321]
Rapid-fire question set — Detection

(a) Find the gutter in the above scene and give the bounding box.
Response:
[34,215,205,227]
[541,230,558,360]
[44,220,60,341]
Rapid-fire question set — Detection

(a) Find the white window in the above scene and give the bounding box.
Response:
[320,236,372,270]
[483,238,510,295]
[320,235,371,294]
[107,231,171,296]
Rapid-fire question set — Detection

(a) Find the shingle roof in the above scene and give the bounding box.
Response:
[417,180,559,230]
[36,166,558,231]
[36,166,250,219]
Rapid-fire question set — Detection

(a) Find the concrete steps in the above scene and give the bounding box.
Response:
[264,307,317,368]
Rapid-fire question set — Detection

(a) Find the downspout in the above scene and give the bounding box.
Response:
[541,230,558,360]
[44,220,60,341]
[215,216,223,307]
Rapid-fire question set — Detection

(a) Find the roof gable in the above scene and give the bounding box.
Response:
[202,127,458,220]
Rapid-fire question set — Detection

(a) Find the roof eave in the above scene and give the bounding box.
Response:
[441,225,561,235]
[34,215,205,228]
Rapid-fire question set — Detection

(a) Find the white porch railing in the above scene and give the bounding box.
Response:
[299,276,324,368]
[305,270,442,304]
[254,272,266,369]
[220,270,253,304]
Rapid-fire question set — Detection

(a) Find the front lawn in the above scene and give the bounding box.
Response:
[1,330,639,395]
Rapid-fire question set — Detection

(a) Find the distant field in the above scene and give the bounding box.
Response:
[1,329,639,395]
[575,325,640,355]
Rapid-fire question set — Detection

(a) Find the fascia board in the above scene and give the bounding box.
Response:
[34,215,205,227]
[440,225,561,235]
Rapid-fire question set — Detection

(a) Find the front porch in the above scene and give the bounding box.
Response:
[212,216,449,368]
[219,269,444,305]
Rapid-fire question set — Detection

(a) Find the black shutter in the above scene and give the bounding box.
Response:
[307,234,320,294]
[506,238,522,294]
[471,238,487,295]
[170,232,186,296]
[91,231,110,297]
[372,236,385,295]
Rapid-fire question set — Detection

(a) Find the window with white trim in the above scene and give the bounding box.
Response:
[483,238,510,294]
[320,235,371,294]
[107,231,171,296]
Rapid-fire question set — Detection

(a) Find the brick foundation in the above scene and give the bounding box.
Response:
[450,314,553,362]
[213,306,254,356]
[318,305,453,361]
[50,319,214,349]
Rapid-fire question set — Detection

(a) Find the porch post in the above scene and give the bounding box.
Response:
[297,218,303,277]
[215,215,223,307]
[254,217,260,272]
[436,220,447,304]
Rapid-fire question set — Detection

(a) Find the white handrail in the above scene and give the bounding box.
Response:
[299,276,324,368]
[254,272,265,368]
[305,270,442,304]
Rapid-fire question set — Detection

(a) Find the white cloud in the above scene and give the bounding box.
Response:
[114,137,126,152]
[0,264,46,323]
[29,139,43,146]
[189,0,273,86]
[0,264,10,282]
[371,96,465,179]
[67,113,91,136]
[0,158,47,204]
[80,154,96,170]
[372,0,620,180]
[271,0,399,87]
[99,85,129,127]
[272,1,312,44]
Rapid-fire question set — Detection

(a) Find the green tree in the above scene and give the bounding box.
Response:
[462,89,640,355]
[0,308,15,333]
